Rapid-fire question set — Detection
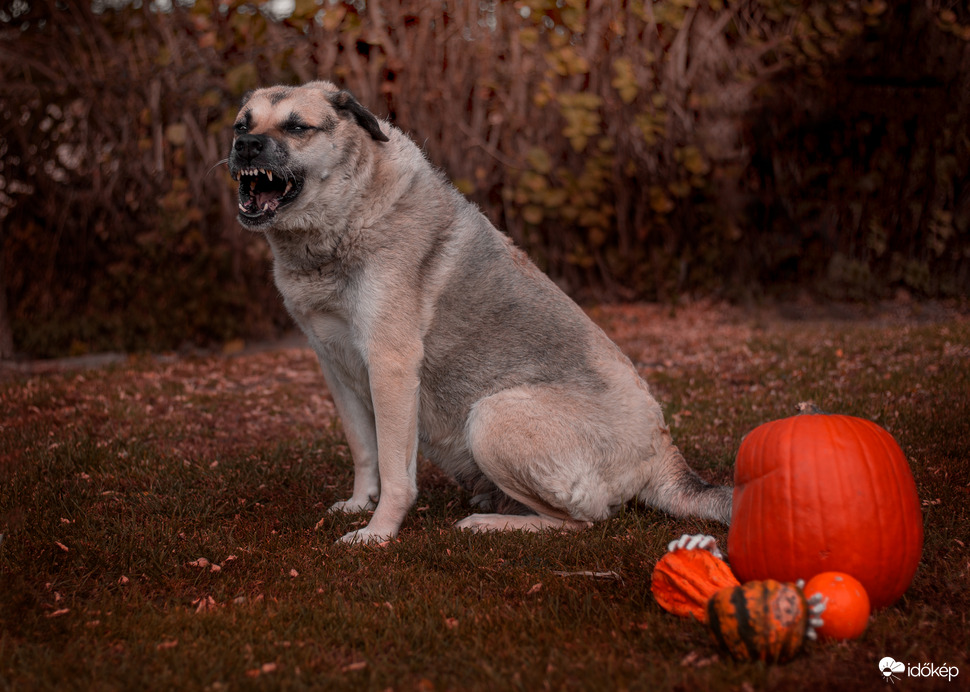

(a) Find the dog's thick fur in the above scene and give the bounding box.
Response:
[228,81,732,543]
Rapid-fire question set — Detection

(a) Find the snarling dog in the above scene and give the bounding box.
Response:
[227,81,732,544]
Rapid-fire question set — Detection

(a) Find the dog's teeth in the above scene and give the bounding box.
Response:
[285,181,292,195]
[266,170,273,182]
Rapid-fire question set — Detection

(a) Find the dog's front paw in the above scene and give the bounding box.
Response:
[337,526,395,546]
[328,497,377,514]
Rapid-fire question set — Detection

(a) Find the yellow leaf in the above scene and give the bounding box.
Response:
[226,63,259,96]
[165,123,188,147]
[453,178,476,195]
[649,187,675,214]
[518,27,540,48]
[321,5,347,31]
[526,147,553,175]
[611,58,639,104]
[523,205,544,225]
[521,171,548,193]
[680,146,710,176]
[292,0,319,20]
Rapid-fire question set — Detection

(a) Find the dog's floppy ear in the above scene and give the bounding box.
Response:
[328,90,390,143]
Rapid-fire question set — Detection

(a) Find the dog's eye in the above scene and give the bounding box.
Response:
[233,122,248,135]
[285,123,311,134]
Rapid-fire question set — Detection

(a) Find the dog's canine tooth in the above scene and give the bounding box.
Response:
[266,170,273,182]
[284,181,292,195]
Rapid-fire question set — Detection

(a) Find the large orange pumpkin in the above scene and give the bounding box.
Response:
[727,404,923,610]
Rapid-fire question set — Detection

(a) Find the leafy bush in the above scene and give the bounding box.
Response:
[1,0,967,357]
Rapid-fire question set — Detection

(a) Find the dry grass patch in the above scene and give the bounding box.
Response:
[2,302,968,691]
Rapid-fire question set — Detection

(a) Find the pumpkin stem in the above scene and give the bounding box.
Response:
[795,401,827,415]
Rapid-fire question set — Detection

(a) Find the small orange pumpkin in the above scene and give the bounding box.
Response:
[651,548,740,623]
[706,580,811,663]
[803,572,870,641]
[728,403,923,609]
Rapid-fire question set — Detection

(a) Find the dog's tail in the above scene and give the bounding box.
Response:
[638,441,733,524]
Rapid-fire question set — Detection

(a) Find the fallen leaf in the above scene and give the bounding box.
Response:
[341,661,367,673]
[680,651,718,668]
[193,595,217,613]
[156,639,179,650]
[46,608,70,618]
[527,583,543,595]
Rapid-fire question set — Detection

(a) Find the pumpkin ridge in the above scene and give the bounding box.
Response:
[871,421,923,605]
[854,417,890,601]
[707,596,730,653]
[757,425,777,579]
[734,581,762,661]
[811,415,838,577]
[788,417,805,578]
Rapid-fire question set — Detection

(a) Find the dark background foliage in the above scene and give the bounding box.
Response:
[1,0,968,358]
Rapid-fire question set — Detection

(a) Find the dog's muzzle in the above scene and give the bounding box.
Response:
[229,134,304,228]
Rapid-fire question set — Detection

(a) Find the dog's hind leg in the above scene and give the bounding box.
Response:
[457,386,624,533]
[458,383,732,533]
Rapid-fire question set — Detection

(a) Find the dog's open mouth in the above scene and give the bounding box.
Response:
[234,167,303,226]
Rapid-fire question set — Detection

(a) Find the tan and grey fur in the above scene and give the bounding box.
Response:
[227,81,731,544]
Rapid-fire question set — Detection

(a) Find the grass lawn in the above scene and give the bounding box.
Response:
[1,302,968,691]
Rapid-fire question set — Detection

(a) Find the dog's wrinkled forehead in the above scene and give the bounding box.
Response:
[235,82,340,135]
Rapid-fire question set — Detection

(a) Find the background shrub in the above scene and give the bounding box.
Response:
[1,0,967,357]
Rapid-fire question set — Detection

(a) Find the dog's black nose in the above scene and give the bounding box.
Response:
[234,134,264,162]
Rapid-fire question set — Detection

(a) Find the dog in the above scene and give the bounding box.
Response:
[227,81,732,544]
